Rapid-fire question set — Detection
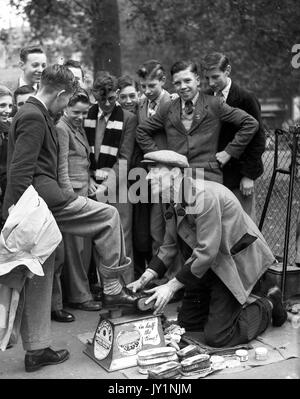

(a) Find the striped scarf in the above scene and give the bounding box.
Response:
[84,103,124,171]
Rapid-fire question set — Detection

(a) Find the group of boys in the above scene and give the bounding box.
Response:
[0,45,287,373]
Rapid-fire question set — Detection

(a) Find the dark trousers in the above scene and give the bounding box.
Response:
[178,270,272,347]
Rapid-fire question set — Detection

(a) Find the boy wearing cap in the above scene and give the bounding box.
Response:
[128,150,287,347]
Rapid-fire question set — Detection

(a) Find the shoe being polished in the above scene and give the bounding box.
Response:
[51,309,75,323]
[68,300,102,311]
[25,347,70,372]
[266,286,288,327]
[103,287,139,308]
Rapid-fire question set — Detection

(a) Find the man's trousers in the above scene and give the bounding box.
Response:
[178,269,272,347]
[21,196,130,351]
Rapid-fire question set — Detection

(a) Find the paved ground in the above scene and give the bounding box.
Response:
[0,300,299,381]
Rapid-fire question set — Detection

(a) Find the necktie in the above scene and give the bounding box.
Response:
[95,113,107,162]
[216,91,225,102]
[148,100,157,117]
[184,100,194,115]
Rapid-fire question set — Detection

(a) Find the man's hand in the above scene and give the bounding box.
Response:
[216,151,231,167]
[144,278,184,315]
[88,177,99,196]
[144,284,175,315]
[127,269,158,293]
[170,93,179,101]
[240,176,254,196]
[95,184,108,201]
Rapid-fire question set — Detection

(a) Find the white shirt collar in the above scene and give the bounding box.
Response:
[181,91,199,110]
[98,109,110,121]
[148,89,166,108]
[19,75,38,91]
[97,101,121,120]
[214,78,231,101]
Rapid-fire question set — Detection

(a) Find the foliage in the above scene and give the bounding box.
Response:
[10,0,122,76]
[127,0,300,100]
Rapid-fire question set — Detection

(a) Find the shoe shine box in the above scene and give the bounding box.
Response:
[84,311,165,372]
[266,263,300,298]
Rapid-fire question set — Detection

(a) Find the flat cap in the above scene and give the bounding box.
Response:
[142,150,189,168]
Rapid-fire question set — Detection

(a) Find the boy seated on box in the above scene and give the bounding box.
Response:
[127,150,287,348]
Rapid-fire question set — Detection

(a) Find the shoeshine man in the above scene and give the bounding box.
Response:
[128,150,287,347]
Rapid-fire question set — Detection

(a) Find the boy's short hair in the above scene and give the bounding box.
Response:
[64,59,84,78]
[93,71,118,97]
[68,88,90,107]
[117,75,138,91]
[136,60,166,81]
[40,64,78,94]
[20,45,45,63]
[170,60,198,77]
[14,85,35,103]
[201,52,230,72]
[0,84,12,98]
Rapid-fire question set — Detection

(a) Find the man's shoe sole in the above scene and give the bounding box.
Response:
[137,297,155,311]
[25,352,70,372]
[103,302,136,309]
[51,317,75,322]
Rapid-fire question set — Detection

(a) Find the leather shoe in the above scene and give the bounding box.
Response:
[103,287,139,308]
[68,300,102,311]
[25,347,70,372]
[92,292,103,302]
[51,309,75,323]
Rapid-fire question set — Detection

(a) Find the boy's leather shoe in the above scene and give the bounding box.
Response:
[51,309,75,322]
[25,347,70,372]
[103,287,139,308]
[68,300,102,311]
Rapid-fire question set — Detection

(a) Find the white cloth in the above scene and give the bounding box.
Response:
[0,285,20,351]
[0,185,62,277]
[0,185,62,351]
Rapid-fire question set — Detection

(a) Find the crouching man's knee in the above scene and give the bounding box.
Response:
[204,325,229,348]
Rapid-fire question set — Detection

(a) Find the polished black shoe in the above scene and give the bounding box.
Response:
[51,309,75,323]
[25,347,70,372]
[93,292,103,302]
[266,286,287,327]
[68,300,102,311]
[103,287,139,308]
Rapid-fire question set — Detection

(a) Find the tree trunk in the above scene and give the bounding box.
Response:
[89,0,122,78]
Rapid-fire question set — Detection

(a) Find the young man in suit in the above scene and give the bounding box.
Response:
[136,60,259,185]
[2,65,139,372]
[128,150,287,347]
[84,71,137,284]
[18,45,47,92]
[202,52,265,221]
[136,60,177,273]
